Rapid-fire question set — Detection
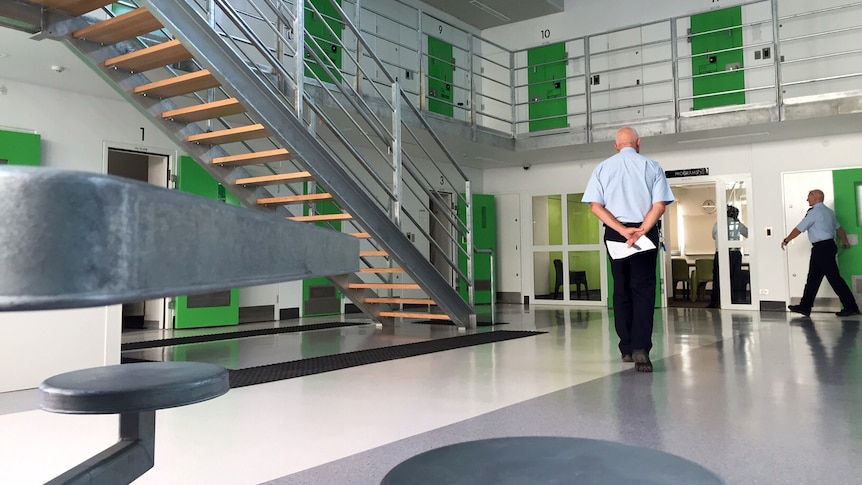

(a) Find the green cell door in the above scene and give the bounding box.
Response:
[0,129,40,166]
[427,36,454,117]
[174,156,240,329]
[527,42,567,132]
[691,7,745,110]
[302,182,343,316]
[305,0,343,83]
[832,169,862,289]
[458,194,496,304]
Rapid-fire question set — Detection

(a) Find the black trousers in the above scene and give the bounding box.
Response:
[605,224,659,355]
[799,239,859,311]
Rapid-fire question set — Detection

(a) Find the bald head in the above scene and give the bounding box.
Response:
[615,127,640,153]
[809,190,825,203]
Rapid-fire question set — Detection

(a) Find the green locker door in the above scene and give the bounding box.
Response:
[527,43,567,132]
[305,0,343,84]
[174,156,240,329]
[427,36,454,117]
[691,7,745,110]
[458,194,496,304]
[0,130,40,166]
[832,169,862,288]
[302,182,343,316]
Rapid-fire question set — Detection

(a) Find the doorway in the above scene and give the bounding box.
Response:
[106,146,170,330]
[664,176,755,310]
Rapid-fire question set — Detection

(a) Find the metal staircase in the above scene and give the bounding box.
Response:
[19,0,476,327]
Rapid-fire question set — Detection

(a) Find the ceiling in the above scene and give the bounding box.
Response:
[0,27,122,100]
[421,0,564,30]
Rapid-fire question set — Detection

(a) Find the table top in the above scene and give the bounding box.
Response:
[381,436,724,485]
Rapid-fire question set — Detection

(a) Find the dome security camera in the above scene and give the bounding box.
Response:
[523,165,531,170]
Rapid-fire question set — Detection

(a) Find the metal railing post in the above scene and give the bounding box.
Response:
[294,0,305,120]
[465,181,474,308]
[584,37,593,143]
[475,248,495,325]
[469,34,477,142]
[771,0,784,121]
[509,50,516,137]
[354,0,363,95]
[670,20,681,133]
[418,11,426,111]
[391,81,402,228]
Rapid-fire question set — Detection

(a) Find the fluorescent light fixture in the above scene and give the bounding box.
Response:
[677,132,770,144]
[469,0,512,22]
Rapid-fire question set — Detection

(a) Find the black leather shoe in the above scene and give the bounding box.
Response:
[836,308,861,317]
[632,350,653,372]
[788,305,811,317]
[621,354,633,363]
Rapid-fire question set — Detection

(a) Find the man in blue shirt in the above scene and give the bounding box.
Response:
[781,189,860,317]
[583,127,675,372]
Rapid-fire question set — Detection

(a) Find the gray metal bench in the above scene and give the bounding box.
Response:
[0,166,361,484]
[39,362,229,485]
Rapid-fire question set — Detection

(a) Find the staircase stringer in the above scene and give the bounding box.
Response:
[140,0,473,327]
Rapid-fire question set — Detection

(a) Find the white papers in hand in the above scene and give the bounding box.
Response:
[606,235,656,260]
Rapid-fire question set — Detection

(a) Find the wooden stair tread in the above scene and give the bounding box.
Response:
[289,213,352,223]
[163,99,246,123]
[365,298,436,305]
[359,268,405,274]
[105,39,192,72]
[134,70,219,99]
[348,283,420,290]
[257,193,333,206]
[359,250,388,257]
[188,124,269,145]
[379,311,451,320]
[350,232,371,239]
[216,150,293,168]
[74,8,162,45]
[31,0,113,16]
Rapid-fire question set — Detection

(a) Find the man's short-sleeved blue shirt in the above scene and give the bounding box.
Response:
[582,147,675,223]
[797,202,840,243]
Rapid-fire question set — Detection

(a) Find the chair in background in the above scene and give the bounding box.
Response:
[554,259,589,299]
[671,258,690,300]
[690,258,714,302]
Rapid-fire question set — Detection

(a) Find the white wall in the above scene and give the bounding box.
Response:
[0,307,122,393]
[483,131,862,306]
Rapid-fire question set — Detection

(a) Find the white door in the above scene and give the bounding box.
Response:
[496,193,522,302]
[782,171,838,308]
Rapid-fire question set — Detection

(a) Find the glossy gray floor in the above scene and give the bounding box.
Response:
[0,305,860,484]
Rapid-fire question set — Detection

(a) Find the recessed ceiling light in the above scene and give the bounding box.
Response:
[0,53,9,58]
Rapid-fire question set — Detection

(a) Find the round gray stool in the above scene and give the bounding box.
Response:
[39,362,229,485]
[380,436,724,485]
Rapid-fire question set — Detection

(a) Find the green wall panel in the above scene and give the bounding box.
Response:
[832,169,862,289]
[305,0,343,83]
[175,156,240,328]
[427,36,455,117]
[690,7,745,110]
[527,42,567,132]
[0,130,40,166]
[459,194,496,304]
